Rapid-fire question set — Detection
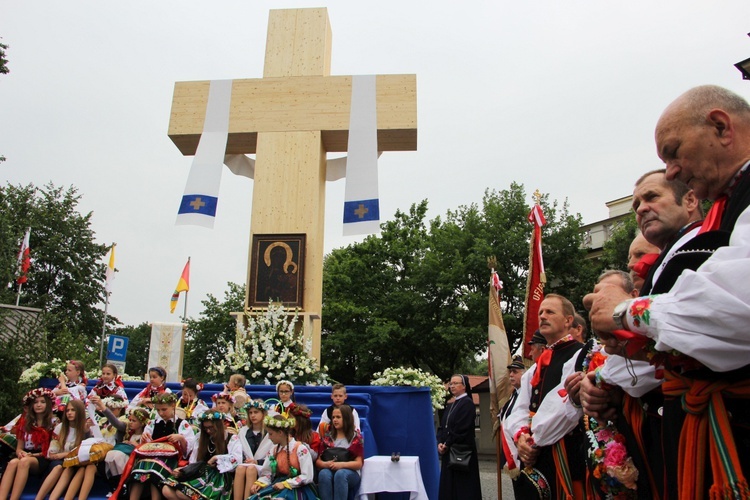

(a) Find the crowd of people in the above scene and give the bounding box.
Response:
[460,84,750,500]
[3,83,750,500]
[0,364,365,500]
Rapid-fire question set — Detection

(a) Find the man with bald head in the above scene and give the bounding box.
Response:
[585,85,750,497]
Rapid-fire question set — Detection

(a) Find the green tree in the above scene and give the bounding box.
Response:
[183,282,245,381]
[321,183,597,383]
[114,322,151,378]
[0,183,112,345]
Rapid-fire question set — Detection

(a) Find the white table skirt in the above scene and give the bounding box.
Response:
[357,455,429,500]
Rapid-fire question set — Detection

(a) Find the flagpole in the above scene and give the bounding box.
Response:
[15,282,22,307]
[99,292,109,367]
[99,243,116,367]
[182,256,190,319]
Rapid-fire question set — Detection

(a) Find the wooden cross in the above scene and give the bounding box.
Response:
[167,8,417,363]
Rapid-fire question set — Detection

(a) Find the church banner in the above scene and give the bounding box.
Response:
[148,322,185,381]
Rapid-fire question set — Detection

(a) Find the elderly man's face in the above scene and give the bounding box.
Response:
[632,173,693,249]
[508,368,525,390]
[656,106,725,200]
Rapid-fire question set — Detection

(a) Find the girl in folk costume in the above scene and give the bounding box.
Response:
[52,360,88,407]
[316,404,365,500]
[63,395,131,500]
[176,378,209,424]
[94,395,129,445]
[0,388,55,500]
[123,393,195,500]
[89,396,150,496]
[212,393,241,431]
[89,362,129,403]
[130,366,171,410]
[247,414,318,500]
[0,414,22,475]
[273,381,295,415]
[161,411,243,500]
[233,400,274,500]
[288,404,321,461]
[36,399,91,500]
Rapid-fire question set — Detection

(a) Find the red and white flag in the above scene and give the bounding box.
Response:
[523,204,546,359]
[16,228,31,285]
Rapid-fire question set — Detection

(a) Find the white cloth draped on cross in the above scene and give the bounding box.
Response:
[175,76,382,235]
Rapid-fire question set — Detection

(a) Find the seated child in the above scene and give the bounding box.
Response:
[247,414,317,500]
[89,362,129,403]
[122,393,195,500]
[130,366,171,409]
[211,393,242,432]
[317,384,360,436]
[234,399,274,500]
[273,381,295,416]
[176,378,209,425]
[225,373,249,409]
[161,411,243,500]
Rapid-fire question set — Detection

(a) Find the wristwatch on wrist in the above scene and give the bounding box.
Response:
[612,300,630,330]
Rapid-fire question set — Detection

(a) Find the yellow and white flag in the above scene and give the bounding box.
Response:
[104,244,116,293]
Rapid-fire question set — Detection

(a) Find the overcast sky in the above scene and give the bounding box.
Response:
[2,1,750,328]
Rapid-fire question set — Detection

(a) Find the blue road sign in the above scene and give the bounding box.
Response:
[107,335,129,362]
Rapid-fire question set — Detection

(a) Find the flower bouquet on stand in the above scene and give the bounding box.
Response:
[371,366,448,412]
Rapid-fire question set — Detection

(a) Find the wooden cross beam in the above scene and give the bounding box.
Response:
[167,8,417,363]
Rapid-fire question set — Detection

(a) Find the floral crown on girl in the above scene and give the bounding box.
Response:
[275,380,294,391]
[211,392,236,404]
[198,411,228,423]
[127,407,151,426]
[264,414,296,430]
[288,403,312,419]
[102,396,129,409]
[23,388,55,406]
[243,399,268,411]
[151,393,178,405]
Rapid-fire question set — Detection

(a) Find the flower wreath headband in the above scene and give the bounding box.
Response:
[127,407,151,426]
[23,388,54,406]
[244,399,268,411]
[198,411,228,423]
[288,403,312,419]
[212,392,236,404]
[151,393,179,405]
[264,414,296,430]
[276,380,294,391]
[102,397,129,409]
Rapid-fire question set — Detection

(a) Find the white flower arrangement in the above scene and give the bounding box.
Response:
[210,302,329,386]
[371,367,449,411]
[18,358,67,387]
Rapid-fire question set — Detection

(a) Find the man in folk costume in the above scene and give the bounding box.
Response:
[581,172,703,498]
[498,356,525,471]
[505,294,584,498]
[586,85,750,499]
